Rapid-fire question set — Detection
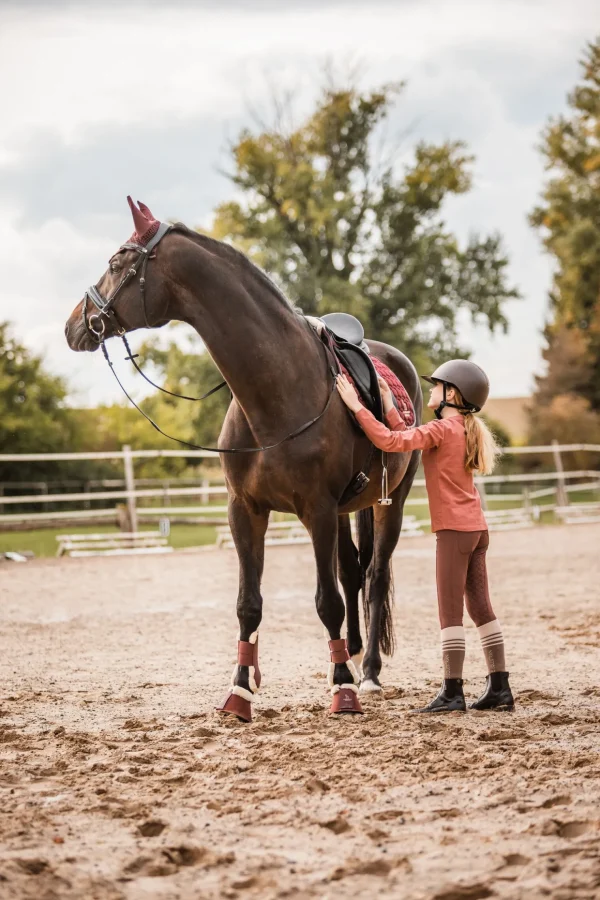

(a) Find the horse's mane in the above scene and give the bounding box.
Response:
[170,223,298,314]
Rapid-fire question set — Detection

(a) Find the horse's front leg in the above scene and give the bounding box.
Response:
[217,496,269,723]
[305,506,363,715]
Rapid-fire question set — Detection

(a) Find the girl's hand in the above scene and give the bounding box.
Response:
[336,373,363,413]
[377,375,392,398]
[377,375,394,413]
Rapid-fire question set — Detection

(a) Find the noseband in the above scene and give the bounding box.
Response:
[83,222,172,343]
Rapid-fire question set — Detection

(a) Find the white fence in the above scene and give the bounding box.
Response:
[1,441,599,532]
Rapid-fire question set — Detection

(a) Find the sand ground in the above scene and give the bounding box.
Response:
[0,523,599,900]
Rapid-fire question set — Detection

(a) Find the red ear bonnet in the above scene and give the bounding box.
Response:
[126,196,160,245]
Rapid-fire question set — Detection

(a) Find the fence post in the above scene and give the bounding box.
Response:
[552,439,568,507]
[201,477,210,505]
[122,445,138,533]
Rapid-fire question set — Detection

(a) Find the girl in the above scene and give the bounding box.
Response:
[336,360,514,713]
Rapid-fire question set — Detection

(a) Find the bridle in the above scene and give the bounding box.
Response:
[81,221,338,454]
[83,222,172,343]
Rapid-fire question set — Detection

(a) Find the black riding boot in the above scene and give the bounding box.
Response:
[469,672,514,711]
[413,678,466,713]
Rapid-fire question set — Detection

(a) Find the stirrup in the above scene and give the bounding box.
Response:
[378,452,392,506]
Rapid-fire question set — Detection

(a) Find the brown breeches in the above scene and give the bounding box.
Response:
[435,529,496,629]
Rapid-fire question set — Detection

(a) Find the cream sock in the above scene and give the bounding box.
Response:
[478,619,506,673]
[441,626,466,679]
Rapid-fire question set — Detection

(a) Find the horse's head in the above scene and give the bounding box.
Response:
[65,197,172,352]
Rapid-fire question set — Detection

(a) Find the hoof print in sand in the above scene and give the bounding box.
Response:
[319,816,351,834]
[124,845,235,878]
[137,820,166,838]
[557,820,596,838]
[15,858,50,876]
[432,883,494,900]
[305,777,330,793]
[330,855,411,881]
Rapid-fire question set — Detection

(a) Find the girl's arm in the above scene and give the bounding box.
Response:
[336,372,444,453]
[384,405,406,433]
[354,407,445,453]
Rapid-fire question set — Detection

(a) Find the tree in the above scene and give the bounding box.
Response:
[0,322,84,482]
[211,81,518,374]
[530,38,600,416]
[133,335,231,465]
[526,324,600,468]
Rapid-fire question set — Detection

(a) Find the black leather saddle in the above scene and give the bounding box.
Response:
[320,313,370,352]
[320,313,384,422]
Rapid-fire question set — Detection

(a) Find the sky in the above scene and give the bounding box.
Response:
[0,0,596,405]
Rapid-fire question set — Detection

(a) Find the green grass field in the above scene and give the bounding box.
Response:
[0,523,217,558]
[1,487,597,558]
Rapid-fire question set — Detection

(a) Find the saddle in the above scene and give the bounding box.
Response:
[306,312,414,506]
[319,313,386,422]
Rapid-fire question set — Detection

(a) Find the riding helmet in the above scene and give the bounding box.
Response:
[422,359,490,412]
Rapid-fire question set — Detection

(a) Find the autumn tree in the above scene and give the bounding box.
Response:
[529,37,600,445]
[210,81,518,374]
[132,81,519,451]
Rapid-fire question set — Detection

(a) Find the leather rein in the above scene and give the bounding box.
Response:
[82,223,338,454]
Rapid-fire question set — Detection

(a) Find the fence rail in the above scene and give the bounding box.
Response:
[1,442,600,532]
[2,442,600,463]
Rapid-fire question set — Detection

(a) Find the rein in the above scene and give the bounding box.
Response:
[84,220,338,454]
[101,338,338,454]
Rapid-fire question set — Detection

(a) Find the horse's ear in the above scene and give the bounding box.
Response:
[137,200,156,221]
[127,195,150,235]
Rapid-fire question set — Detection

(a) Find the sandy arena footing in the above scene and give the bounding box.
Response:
[0,524,599,899]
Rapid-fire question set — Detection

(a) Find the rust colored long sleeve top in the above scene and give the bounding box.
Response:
[354,406,487,533]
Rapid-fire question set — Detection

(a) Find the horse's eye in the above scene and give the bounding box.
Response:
[110,262,120,274]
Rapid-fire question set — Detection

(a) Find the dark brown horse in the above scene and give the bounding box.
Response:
[64,199,423,720]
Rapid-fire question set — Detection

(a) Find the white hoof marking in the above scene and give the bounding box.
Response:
[360,679,383,695]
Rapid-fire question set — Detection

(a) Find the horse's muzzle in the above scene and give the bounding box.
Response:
[65,316,100,353]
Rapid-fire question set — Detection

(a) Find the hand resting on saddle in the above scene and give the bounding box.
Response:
[337,373,394,416]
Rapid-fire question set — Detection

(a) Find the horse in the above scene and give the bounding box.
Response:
[64,198,423,721]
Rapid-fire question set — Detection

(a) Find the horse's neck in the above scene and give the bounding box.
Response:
[171,241,326,430]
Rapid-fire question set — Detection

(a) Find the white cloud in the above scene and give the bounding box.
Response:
[0,0,595,404]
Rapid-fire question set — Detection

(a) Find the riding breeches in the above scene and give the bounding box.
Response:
[435,529,496,629]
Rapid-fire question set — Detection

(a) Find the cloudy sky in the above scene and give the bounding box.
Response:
[0,0,596,405]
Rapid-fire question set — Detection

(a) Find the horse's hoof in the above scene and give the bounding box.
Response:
[216,691,252,723]
[330,687,364,715]
[359,679,383,695]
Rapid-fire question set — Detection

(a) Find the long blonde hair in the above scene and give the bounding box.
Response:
[452,388,500,475]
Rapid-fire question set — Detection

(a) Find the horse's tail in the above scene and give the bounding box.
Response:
[356,506,395,657]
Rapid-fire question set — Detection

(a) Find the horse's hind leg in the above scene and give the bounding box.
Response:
[361,451,420,694]
[360,500,403,694]
[305,506,362,714]
[217,496,269,723]
[337,513,363,665]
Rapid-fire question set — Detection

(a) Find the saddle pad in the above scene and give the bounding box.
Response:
[370,356,416,427]
[320,325,415,427]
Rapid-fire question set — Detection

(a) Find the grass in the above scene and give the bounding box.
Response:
[2,487,598,559]
[0,523,217,558]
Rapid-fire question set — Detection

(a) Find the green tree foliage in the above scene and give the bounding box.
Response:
[131,335,230,470]
[211,81,518,374]
[530,38,600,428]
[0,322,84,482]
[68,337,228,478]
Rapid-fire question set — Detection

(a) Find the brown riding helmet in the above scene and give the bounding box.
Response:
[422,359,490,412]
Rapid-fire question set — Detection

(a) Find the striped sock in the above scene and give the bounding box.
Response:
[478,619,506,673]
[441,626,466,679]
